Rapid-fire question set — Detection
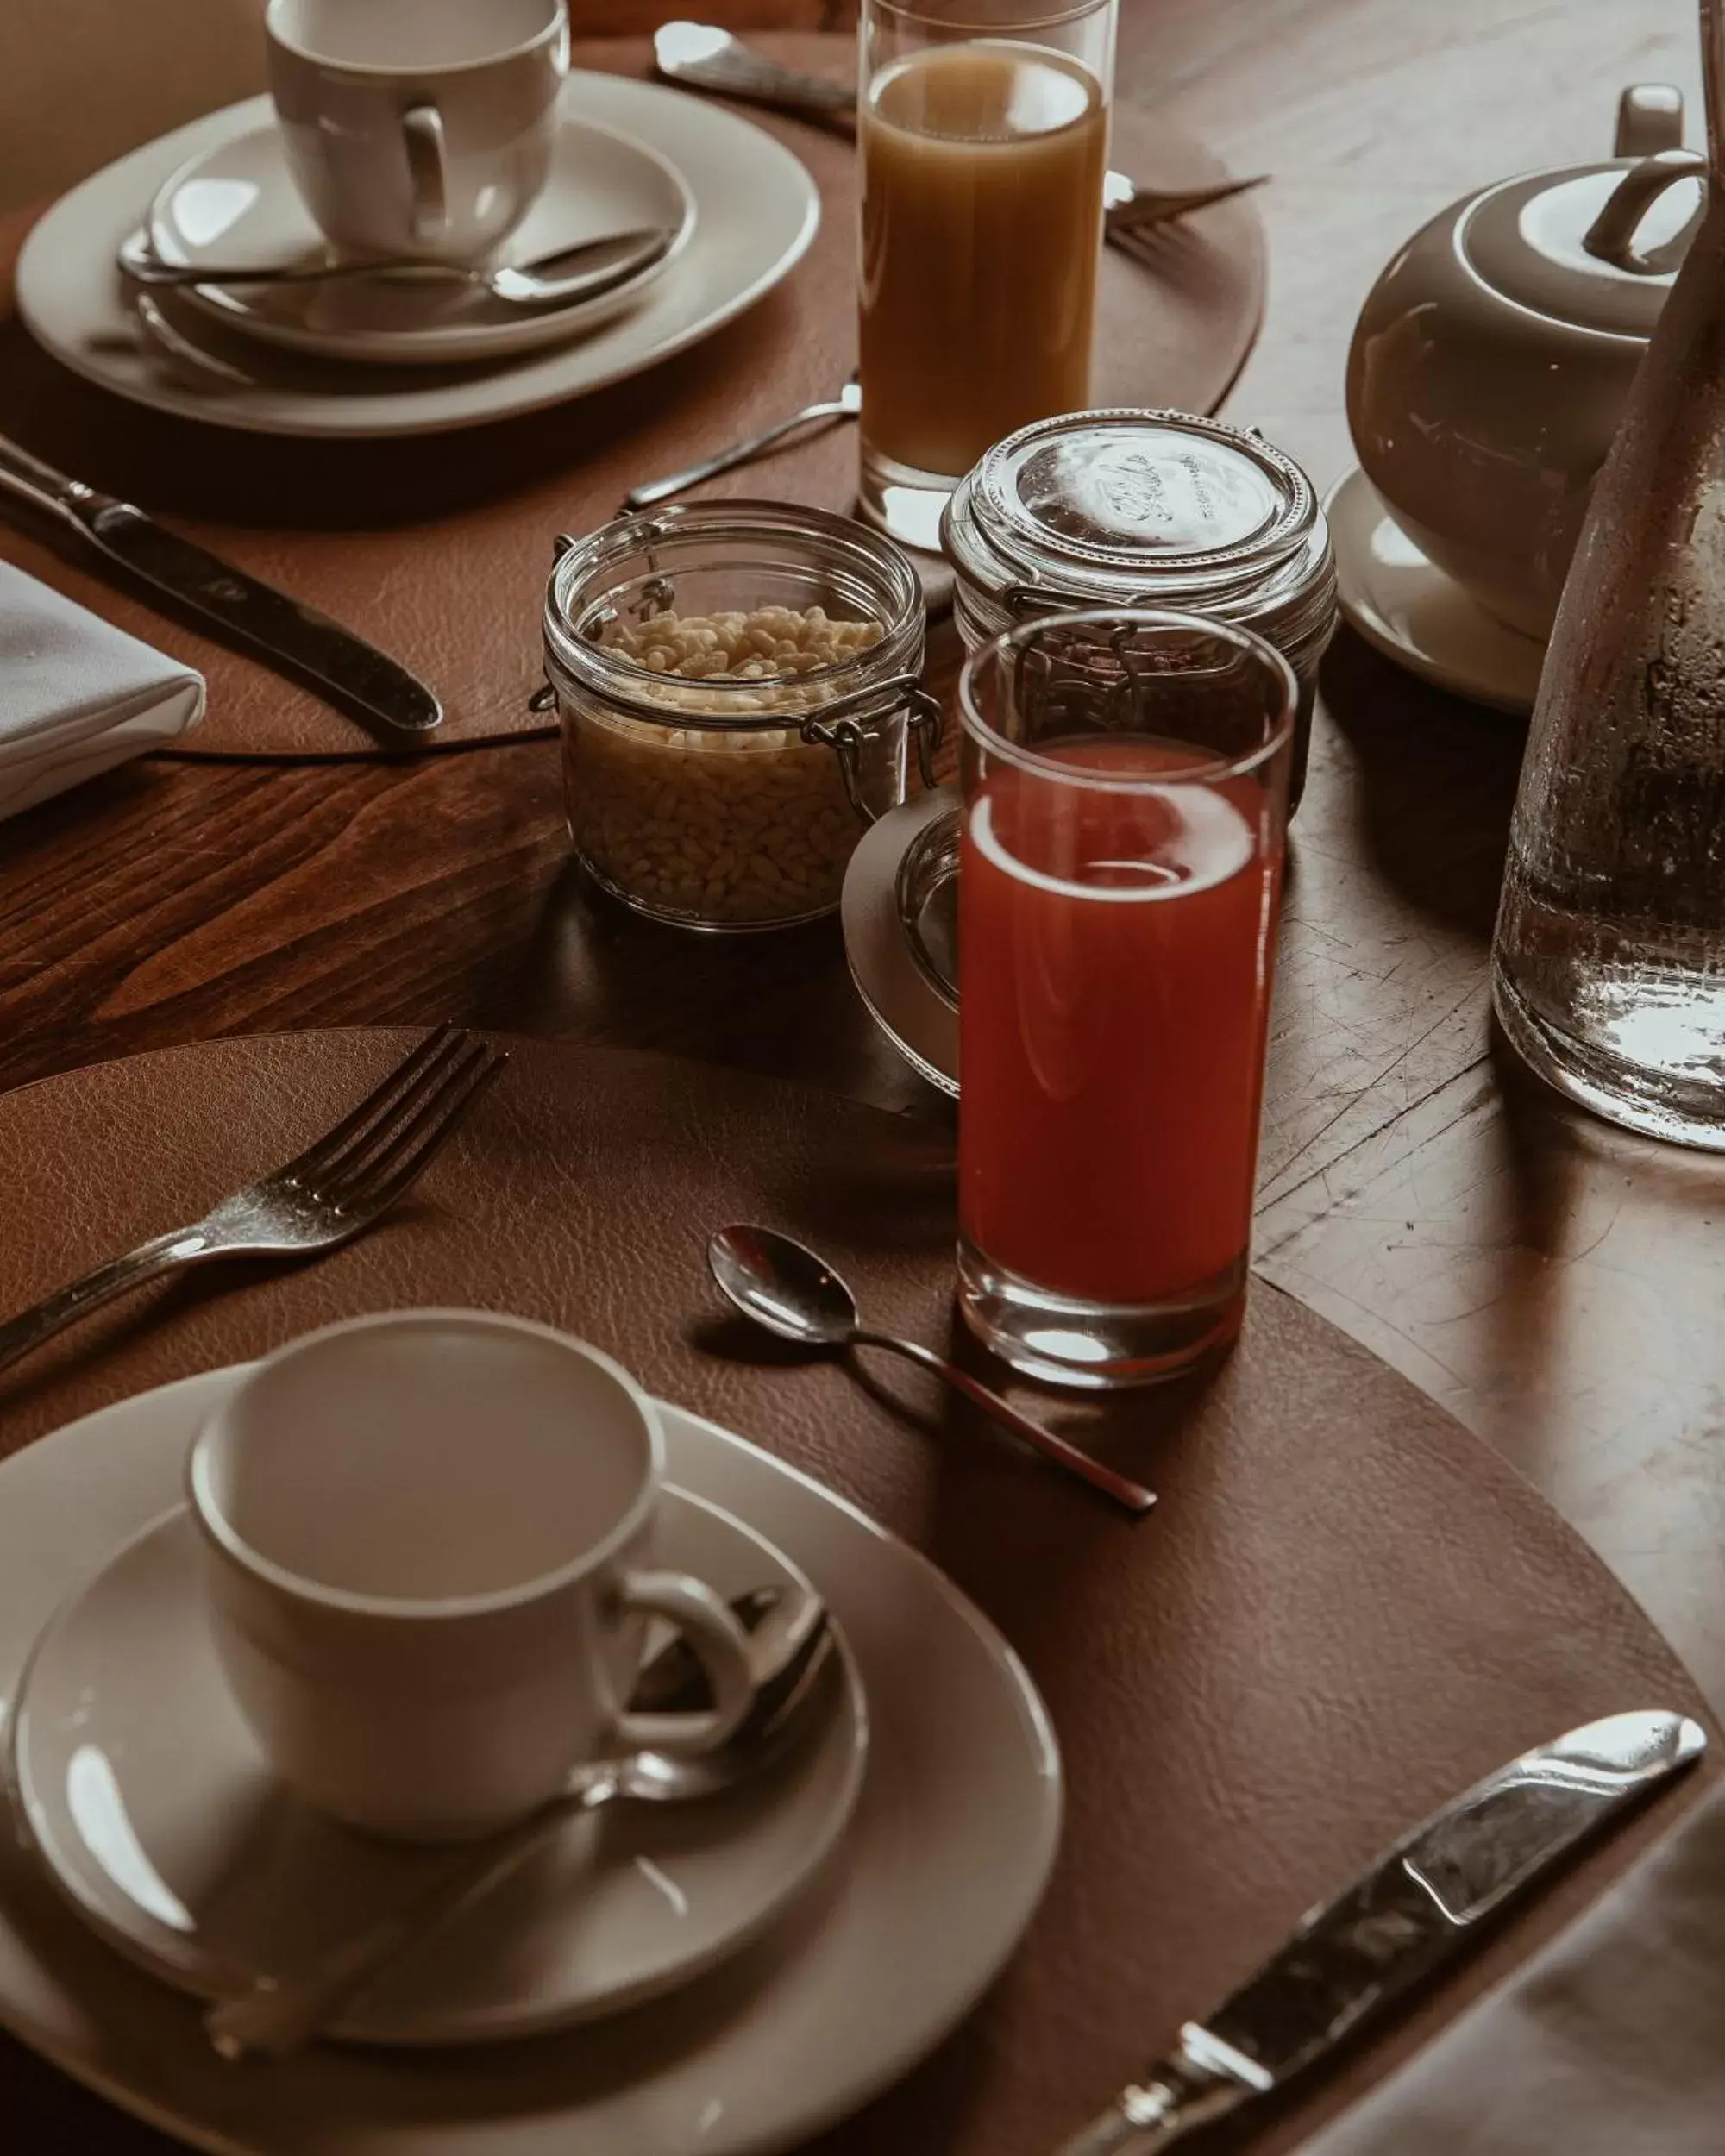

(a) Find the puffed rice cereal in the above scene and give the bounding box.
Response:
[564,604,892,927]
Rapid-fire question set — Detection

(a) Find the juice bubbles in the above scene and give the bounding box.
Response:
[958,736,1280,1313]
[859,40,1107,483]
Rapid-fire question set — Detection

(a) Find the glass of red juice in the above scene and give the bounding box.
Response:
[957,609,1296,1387]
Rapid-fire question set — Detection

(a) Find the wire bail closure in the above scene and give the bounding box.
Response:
[800,676,943,824]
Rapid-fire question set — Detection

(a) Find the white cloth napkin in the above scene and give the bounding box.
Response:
[1302,1779,1725,2155]
[0,561,204,819]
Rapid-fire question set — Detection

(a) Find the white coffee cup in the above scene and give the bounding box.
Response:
[264,0,570,263]
[185,1311,755,1843]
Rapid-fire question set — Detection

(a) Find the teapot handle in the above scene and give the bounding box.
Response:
[1615,83,1684,158]
[1584,147,1708,274]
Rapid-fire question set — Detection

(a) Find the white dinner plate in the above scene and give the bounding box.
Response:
[10,1490,866,2047]
[842,783,961,1099]
[147,111,695,367]
[1326,467,1547,716]
[16,75,819,438]
[0,1367,1060,2156]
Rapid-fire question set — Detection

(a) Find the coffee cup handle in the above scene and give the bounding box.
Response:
[610,1572,756,1755]
[401,104,449,247]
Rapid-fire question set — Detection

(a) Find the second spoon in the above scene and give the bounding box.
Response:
[708,1225,1155,1516]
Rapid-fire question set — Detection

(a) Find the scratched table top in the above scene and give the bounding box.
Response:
[3,0,1720,1705]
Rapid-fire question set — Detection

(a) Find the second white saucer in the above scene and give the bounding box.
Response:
[842,784,961,1100]
[148,110,695,366]
[1326,467,1547,715]
[10,1489,865,2048]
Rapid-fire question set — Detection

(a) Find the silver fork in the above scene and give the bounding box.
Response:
[651,24,1268,239]
[0,1027,506,1378]
[623,377,862,510]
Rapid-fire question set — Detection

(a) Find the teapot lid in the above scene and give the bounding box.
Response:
[1460,156,1702,339]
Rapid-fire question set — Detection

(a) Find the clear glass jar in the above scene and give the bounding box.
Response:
[542,501,938,931]
[941,409,1339,805]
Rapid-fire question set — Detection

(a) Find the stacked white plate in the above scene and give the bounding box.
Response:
[16,75,821,438]
[0,1366,1060,2156]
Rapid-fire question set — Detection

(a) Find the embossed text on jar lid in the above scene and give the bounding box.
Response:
[975,410,1315,580]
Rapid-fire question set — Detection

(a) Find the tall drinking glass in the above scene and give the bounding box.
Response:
[857,0,1115,550]
[957,611,1295,1388]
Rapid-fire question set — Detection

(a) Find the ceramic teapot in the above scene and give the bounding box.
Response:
[1347,85,1704,641]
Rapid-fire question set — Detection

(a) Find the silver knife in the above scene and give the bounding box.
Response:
[0,433,442,736]
[1057,1708,1707,2155]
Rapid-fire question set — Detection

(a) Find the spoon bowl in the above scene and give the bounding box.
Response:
[709,1223,861,1347]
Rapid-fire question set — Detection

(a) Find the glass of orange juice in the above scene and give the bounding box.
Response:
[957,610,1295,1388]
[857,0,1116,549]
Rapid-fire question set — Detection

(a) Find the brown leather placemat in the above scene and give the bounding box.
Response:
[0,1029,1710,2156]
[0,36,1264,761]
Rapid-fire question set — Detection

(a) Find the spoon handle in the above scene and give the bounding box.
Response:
[124,251,461,290]
[852,1332,1156,1515]
[203,1771,617,2062]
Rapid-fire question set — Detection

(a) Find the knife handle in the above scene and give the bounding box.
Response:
[0,432,116,533]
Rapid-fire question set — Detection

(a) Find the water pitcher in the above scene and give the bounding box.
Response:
[1493,0,1725,1146]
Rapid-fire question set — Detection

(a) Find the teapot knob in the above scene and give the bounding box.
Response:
[1615,83,1684,157]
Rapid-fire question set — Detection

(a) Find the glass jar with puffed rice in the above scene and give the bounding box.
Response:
[541,501,938,931]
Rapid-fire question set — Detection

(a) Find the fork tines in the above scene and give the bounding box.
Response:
[278,1026,508,1217]
[1107,173,1270,237]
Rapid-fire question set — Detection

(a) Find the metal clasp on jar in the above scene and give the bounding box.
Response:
[798,675,944,824]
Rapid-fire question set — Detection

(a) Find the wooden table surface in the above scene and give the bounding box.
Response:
[5,0,1724,1708]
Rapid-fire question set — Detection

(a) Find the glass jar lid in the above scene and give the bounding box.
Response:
[944,409,1327,619]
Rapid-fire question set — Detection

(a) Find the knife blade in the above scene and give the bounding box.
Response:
[0,432,442,736]
[1057,1708,1707,2156]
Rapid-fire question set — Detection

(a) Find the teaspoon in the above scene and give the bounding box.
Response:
[117,224,676,310]
[708,1225,1155,1516]
[204,1584,833,2062]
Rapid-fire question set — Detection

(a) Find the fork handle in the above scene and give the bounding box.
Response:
[681,66,856,135]
[624,398,851,510]
[0,1228,211,1378]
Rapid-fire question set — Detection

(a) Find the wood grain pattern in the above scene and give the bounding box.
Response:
[3,0,1725,1728]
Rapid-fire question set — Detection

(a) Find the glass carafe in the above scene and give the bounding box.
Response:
[1492,0,1725,1146]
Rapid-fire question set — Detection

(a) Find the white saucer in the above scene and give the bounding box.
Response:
[1326,467,1547,715]
[842,784,961,1099]
[148,112,695,367]
[16,75,819,438]
[0,1368,1059,2156]
[10,1489,865,2048]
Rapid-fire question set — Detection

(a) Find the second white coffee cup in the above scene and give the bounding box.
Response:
[265,0,570,262]
[186,1310,755,1843]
